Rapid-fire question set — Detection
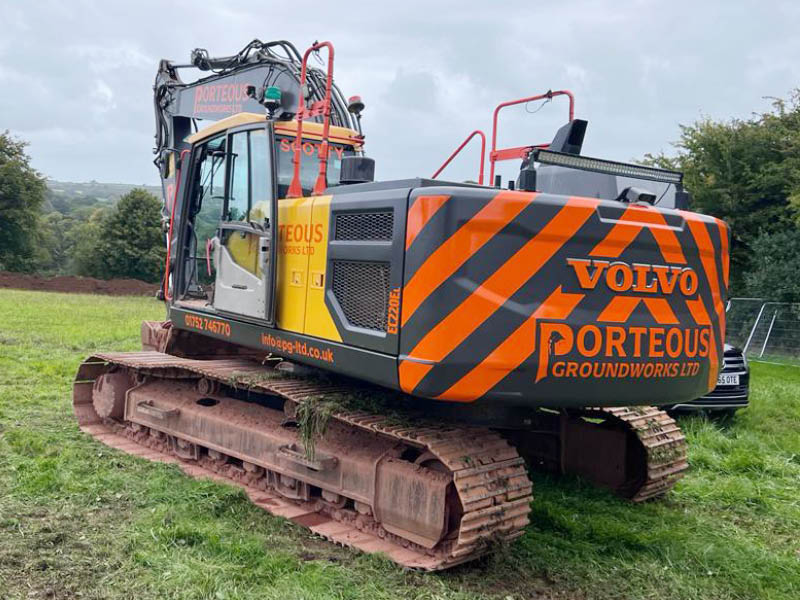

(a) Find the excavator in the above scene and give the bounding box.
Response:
[73,39,729,570]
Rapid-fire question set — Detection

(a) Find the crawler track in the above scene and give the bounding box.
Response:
[73,352,532,570]
[73,352,687,569]
[586,406,688,502]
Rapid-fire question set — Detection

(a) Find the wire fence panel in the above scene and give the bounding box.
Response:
[726,298,765,349]
[738,300,800,365]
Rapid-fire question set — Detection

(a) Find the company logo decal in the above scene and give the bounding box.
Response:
[277,223,324,256]
[193,83,250,115]
[278,138,347,160]
[533,257,709,383]
[567,258,698,296]
[535,321,709,383]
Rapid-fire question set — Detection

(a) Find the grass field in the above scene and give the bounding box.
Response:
[1,288,799,600]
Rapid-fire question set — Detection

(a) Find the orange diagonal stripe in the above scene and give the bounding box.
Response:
[401,191,534,326]
[398,360,434,394]
[685,297,710,326]
[642,297,679,324]
[405,195,450,250]
[404,198,597,369]
[598,296,641,322]
[686,218,726,349]
[590,205,686,264]
[590,207,642,258]
[685,296,720,390]
[438,286,584,402]
[717,219,730,289]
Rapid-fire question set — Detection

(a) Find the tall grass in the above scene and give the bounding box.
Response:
[1,289,798,599]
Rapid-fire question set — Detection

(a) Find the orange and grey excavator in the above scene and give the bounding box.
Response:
[73,39,729,569]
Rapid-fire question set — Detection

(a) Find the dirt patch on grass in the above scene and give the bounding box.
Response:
[0,271,157,297]
[0,505,125,600]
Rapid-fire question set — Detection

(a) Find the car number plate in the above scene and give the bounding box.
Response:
[716,373,740,386]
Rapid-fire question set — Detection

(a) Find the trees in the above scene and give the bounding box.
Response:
[69,207,108,278]
[0,133,166,282]
[0,132,48,272]
[745,229,800,302]
[57,188,165,283]
[89,189,165,283]
[646,92,800,295]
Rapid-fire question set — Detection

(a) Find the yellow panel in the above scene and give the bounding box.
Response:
[223,199,274,279]
[186,112,363,148]
[304,196,342,342]
[249,200,271,222]
[276,196,313,332]
[186,113,264,144]
[225,231,261,276]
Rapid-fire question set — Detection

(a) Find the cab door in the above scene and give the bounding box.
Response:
[212,123,278,324]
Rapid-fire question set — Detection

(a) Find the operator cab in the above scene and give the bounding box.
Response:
[171,113,360,322]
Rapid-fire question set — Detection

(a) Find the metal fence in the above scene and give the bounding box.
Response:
[728,298,800,365]
[726,298,765,349]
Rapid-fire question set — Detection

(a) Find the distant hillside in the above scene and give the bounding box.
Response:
[45,180,162,216]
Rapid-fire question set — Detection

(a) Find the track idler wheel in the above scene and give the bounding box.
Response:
[91,371,131,419]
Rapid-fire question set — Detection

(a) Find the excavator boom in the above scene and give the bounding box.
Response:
[153,39,357,218]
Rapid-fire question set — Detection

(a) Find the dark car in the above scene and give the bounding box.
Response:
[667,344,750,415]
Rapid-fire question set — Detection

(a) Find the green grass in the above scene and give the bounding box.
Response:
[1,288,799,599]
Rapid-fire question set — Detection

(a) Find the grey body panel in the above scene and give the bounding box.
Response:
[536,165,677,208]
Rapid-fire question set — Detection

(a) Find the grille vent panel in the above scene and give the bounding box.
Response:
[332,260,391,331]
[335,212,394,241]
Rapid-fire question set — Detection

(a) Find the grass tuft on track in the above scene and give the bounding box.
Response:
[1,288,799,599]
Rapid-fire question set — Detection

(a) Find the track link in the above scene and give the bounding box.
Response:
[73,351,532,570]
[585,406,689,502]
[503,405,687,502]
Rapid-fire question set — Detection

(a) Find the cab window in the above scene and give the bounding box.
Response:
[275,135,354,198]
[182,135,225,293]
[249,129,272,223]
[195,135,226,242]
[225,129,273,223]
[227,132,249,221]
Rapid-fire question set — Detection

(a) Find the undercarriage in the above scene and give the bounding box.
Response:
[72,324,688,570]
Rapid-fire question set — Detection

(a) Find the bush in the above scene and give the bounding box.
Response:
[745,229,800,301]
[0,132,49,272]
[73,189,166,283]
[645,92,800,295]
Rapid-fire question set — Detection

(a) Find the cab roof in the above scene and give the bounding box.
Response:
[186,112,362,147]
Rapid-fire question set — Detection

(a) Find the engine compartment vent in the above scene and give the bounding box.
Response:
[334,212,394,241]
[332,260,390,331]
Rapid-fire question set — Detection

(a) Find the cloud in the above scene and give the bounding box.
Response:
[383,70,440,114]
[69,43,154,73]
[1,0,798,185]
[90,80,116,114]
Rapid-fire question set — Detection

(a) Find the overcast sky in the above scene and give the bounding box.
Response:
[2,0,799,187]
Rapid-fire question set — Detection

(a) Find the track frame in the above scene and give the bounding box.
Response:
[74,351,533,570]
